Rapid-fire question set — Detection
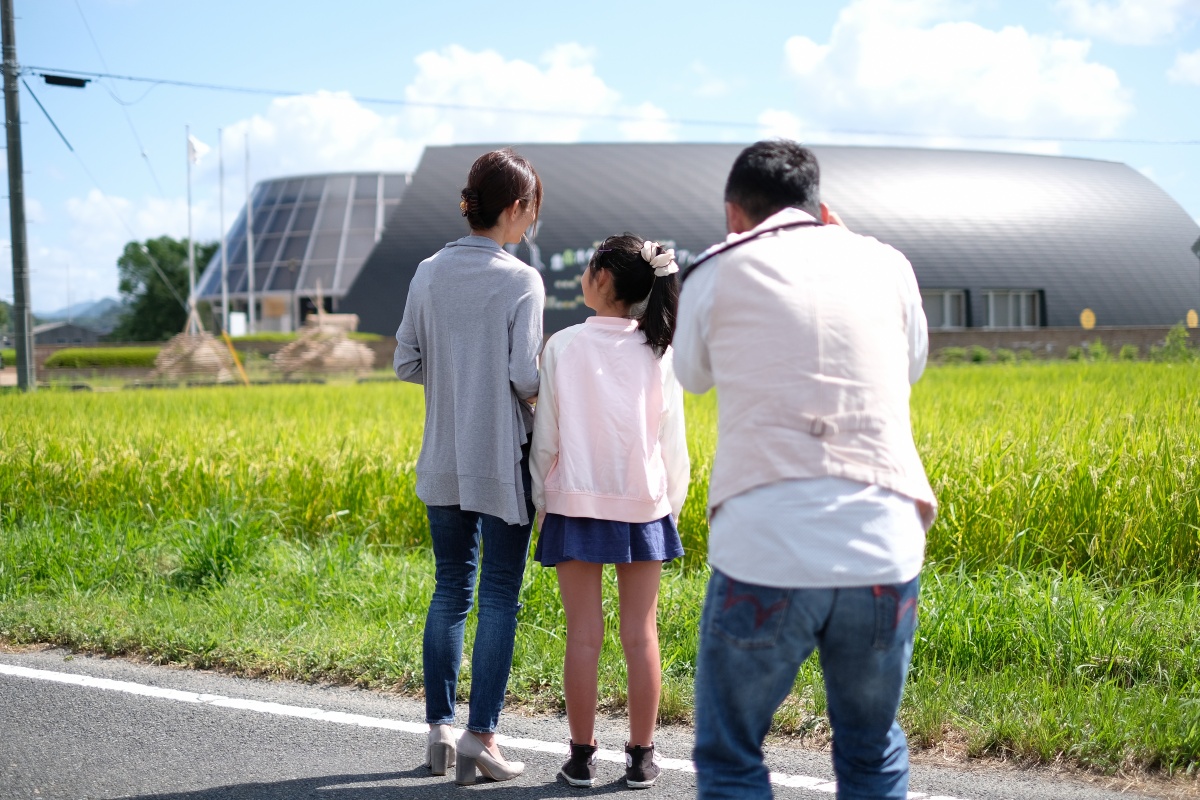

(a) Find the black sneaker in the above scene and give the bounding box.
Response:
[625,742,659,788]
[560,740,598,788]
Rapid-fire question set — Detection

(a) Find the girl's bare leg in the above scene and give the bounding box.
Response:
[556,560,605,745]
[615,560,663,746]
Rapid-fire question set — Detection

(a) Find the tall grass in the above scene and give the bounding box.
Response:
[2,362,1199,774]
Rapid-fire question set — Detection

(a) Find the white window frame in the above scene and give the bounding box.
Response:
[984,289,1041,329]
[920,289,967,330]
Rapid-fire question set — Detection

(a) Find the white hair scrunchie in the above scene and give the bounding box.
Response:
[639,240,679,278]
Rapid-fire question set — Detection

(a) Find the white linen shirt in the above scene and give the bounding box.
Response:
[531,317,689,524]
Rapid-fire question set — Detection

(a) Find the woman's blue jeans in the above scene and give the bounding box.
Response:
[422,459,534,733]
[693,569,920,800]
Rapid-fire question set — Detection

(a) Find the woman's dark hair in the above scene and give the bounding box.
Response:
[724,139,821,226]
[460,148,543,232]
[587,233,679,357]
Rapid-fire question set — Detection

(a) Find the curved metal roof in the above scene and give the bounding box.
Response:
[196,172,409,303]
[339,144,1200,335]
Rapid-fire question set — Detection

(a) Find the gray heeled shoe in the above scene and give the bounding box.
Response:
[454,731,525,784]
[426,724,457,775]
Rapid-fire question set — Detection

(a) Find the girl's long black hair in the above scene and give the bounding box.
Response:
[588,233,680,357]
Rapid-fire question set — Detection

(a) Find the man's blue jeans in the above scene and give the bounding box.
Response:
[693,569,920,800]
[423,459,534,733]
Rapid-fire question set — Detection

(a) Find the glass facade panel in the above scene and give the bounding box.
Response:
[228,239,248,267]
[267,206,294,234]
[317,196,347,231]
[269,263,301,291]
[343,231,375,260]
[383,175,406,199]
[291,204,318,232]
[281,233,309,262]
[252,209,271,234]
[279,179,303,204]
[256,235,283,265]
[349,201,376,230]
[227,268,246,293]
[311,231,342,260]
[301,261,337,291]
[301,177,325,202]
[354,175,379,199]
[263,180,283,204]
[325,176,352,200]
[250,183,272,210]
[254,266,272,292]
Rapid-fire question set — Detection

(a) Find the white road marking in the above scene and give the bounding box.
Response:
[0,663,968,799]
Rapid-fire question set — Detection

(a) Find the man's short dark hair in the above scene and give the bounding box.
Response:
[724,140,821,226]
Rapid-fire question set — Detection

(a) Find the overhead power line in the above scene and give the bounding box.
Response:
[69,0,167,196]
[23,64,1200,147]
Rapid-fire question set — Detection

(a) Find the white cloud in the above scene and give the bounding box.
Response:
[1168,48,1200,83]
[618,103,679,142]
[46,43,670,304]
[758,109,808,141]
[1056,0,1200,45]
[691,62,732,98]
[773,0,1132,148]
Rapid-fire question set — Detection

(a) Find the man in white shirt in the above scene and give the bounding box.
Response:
[674,140,936,800]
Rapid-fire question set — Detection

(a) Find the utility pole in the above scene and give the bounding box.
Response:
[2,0,34,390]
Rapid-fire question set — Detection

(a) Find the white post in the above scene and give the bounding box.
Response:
[219,127,228,333]
[245,131,256,334]
[186,124,197,334]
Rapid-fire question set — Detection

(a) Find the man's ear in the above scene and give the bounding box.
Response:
[819,202,831,224]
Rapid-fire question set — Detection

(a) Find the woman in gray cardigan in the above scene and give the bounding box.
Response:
[394,148,544,785]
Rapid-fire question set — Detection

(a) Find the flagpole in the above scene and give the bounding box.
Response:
[219,127,228,333]
[245,130,257,334]
[186,124,197,334]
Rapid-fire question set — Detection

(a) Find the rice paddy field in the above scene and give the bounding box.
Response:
[1,361,1199,776]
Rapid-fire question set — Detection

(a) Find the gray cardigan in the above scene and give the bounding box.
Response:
[394,235,544,525]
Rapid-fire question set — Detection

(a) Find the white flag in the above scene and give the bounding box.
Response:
[187,134,211,164]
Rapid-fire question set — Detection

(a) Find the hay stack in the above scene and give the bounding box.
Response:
[271,315,374,378]
[152,331,237,383]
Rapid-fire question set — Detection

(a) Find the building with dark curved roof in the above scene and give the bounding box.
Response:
[214,145,1200,338]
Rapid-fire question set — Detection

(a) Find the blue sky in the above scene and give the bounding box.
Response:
[6,0,1200,312]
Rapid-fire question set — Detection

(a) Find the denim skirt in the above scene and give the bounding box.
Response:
[534,513,684,566]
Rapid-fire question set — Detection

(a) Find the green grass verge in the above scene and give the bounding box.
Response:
[1,363,1199,774]
[1,348,14,366]
[42,346,162,369]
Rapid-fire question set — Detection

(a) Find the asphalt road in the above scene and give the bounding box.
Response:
[0,648,1177,800]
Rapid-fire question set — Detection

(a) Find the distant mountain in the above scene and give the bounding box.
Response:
[38,297,122,321]
[36,297,126,335]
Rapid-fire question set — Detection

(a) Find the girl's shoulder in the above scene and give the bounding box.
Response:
[544,324,588,357]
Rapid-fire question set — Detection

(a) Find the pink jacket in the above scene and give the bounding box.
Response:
[531,317,690,523]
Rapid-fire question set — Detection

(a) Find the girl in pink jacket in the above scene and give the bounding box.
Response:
[530,233,690,789]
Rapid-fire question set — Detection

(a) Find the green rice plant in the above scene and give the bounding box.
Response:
[968,345,991,363]
[43,346,161,369]
[1067,345,1085,361]
[938,346,967,364]
[1150,323,1195,363]
[1016,348,1034,361]
[1088,339,1111,361]
[1118,344,1139,361]
[994,347,1016,363]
